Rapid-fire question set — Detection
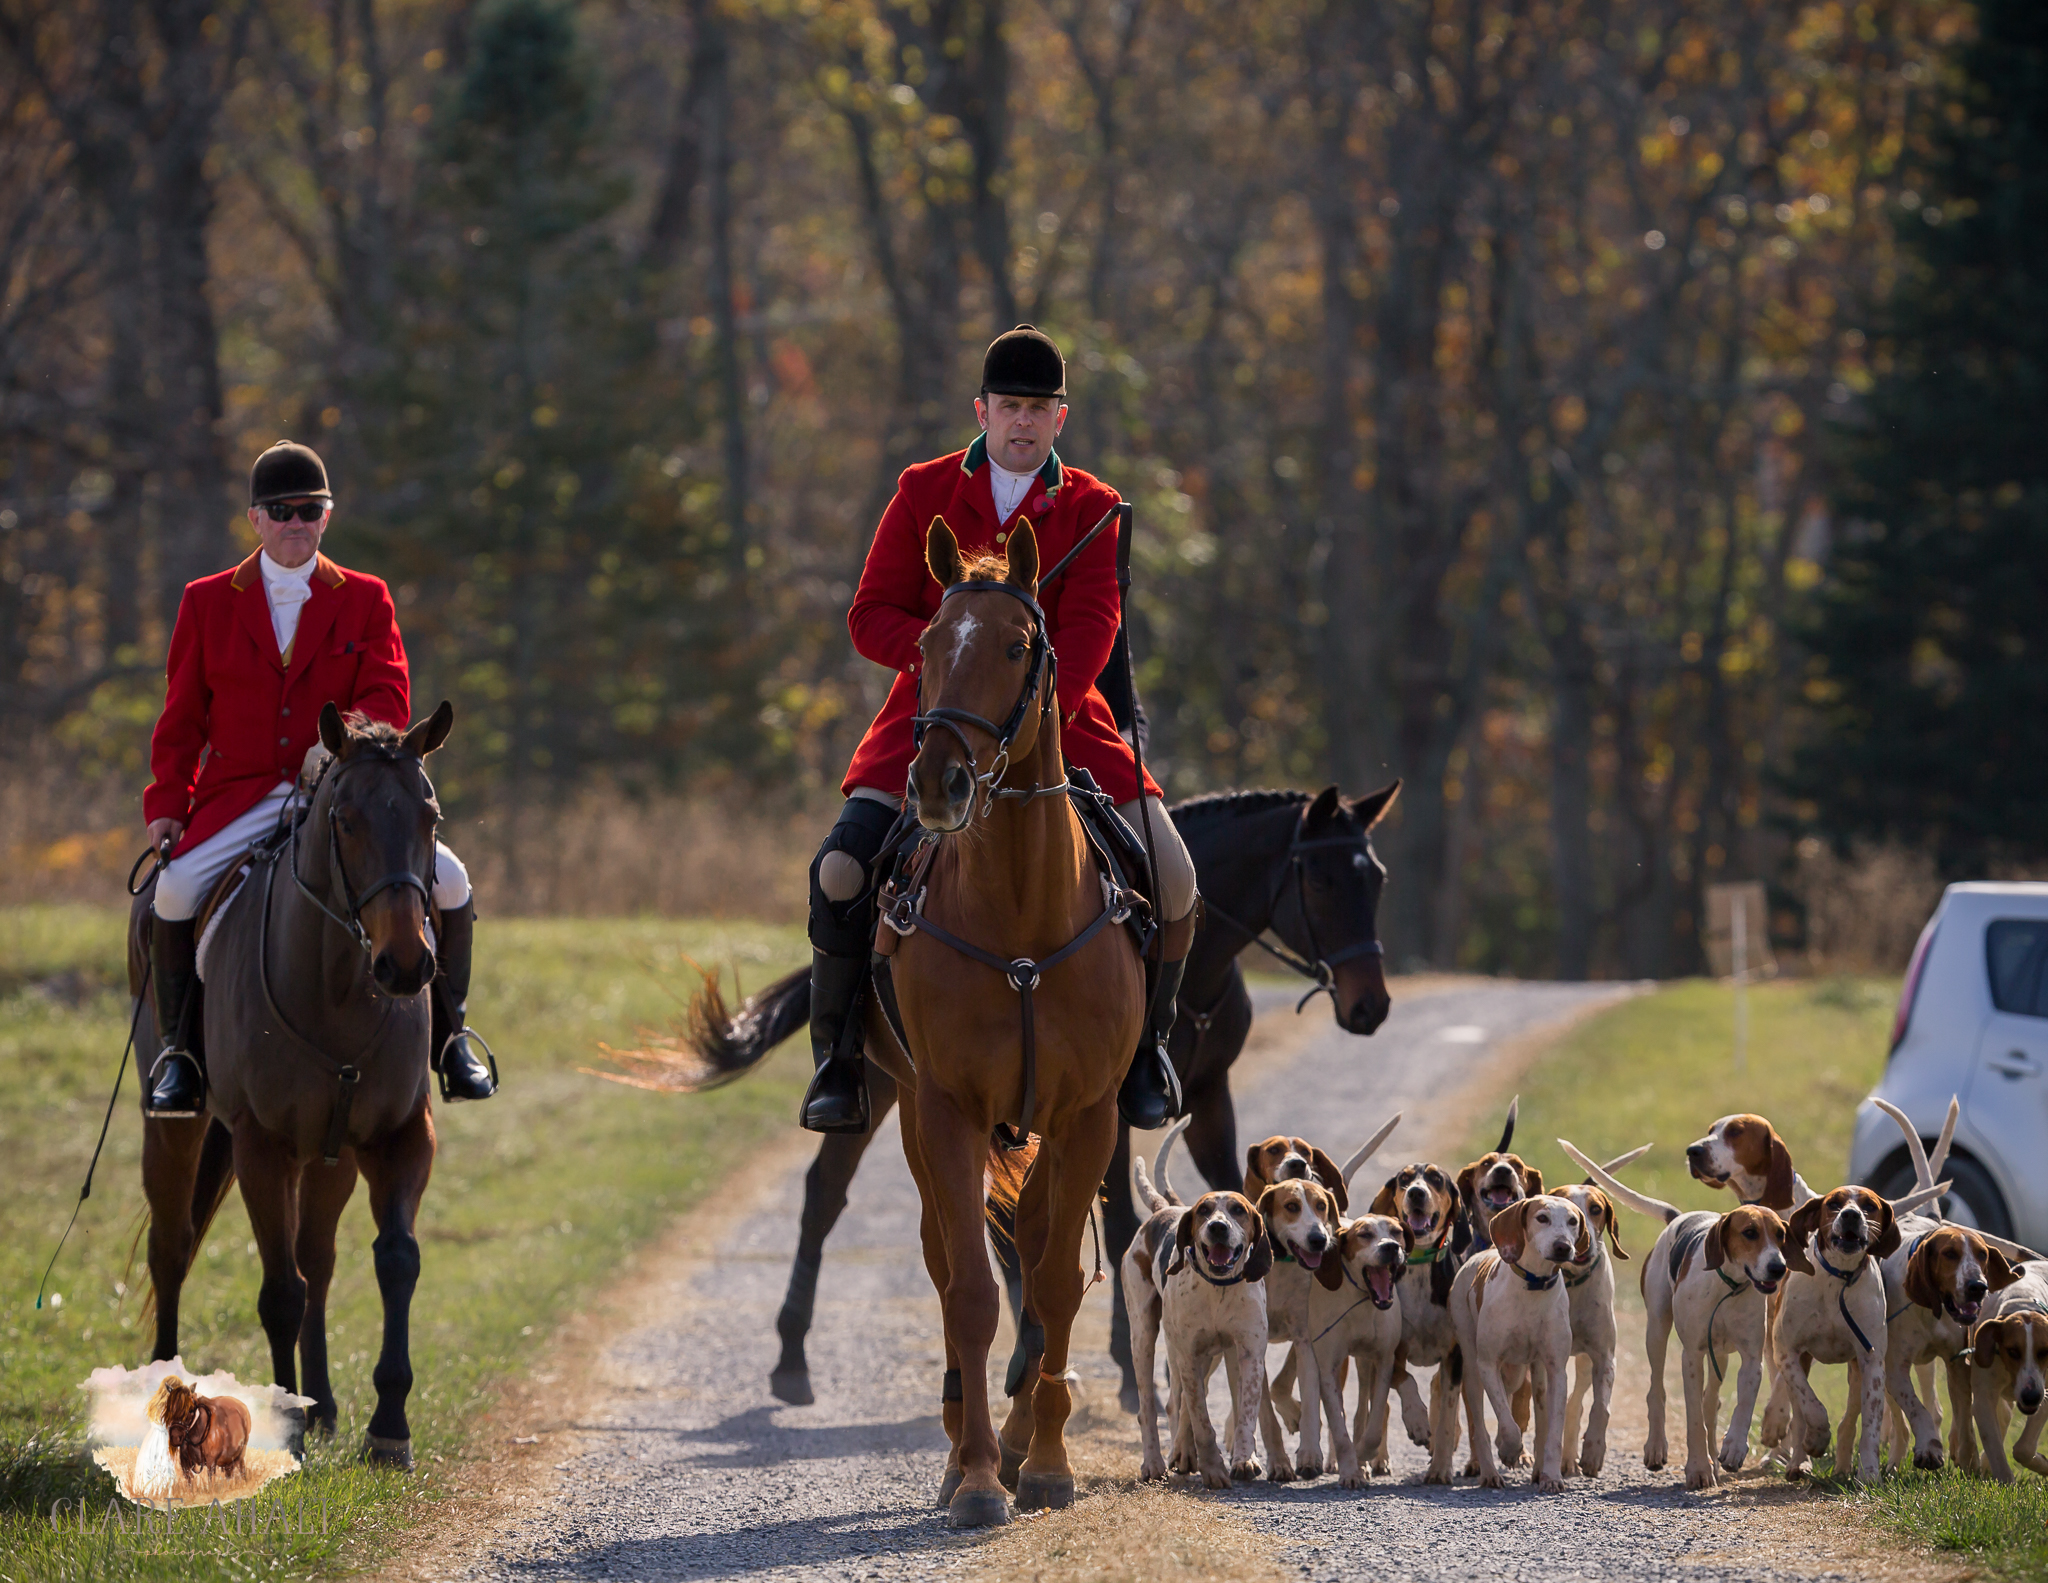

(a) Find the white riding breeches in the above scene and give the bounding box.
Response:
[838,785,1196,924]
[152,781,471,921]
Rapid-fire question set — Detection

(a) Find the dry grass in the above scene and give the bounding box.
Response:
[0,758,829,920]
[1789,838,1949,974]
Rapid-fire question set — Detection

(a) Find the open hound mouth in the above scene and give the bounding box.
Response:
[1950,1298,1982,1323]
[1364,1266,1396,1308]
[1294,1246,1324,1270]
[1483,1186,1518,1209]
[1204,1245,1237,1272]
[1406,1211,1437,1237]
[1752,1275,1780,1294]
[1692,1169,1730,1188]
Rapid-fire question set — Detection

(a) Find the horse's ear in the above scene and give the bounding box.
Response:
[1349,779,1402,828]
[1005,519,1040,593]
[319,701,350,757]
[1303,785,1341,832]
[926,516,963,588]
[404,699,455,757]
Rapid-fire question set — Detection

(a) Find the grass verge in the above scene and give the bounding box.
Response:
[1469,975,2046,1582]
[0,905,807,1582]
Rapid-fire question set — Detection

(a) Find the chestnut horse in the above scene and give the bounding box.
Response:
[128,702,452,1468]
[863,519,1144,1526]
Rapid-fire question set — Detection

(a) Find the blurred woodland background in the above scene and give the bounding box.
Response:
[2,0,2043,975]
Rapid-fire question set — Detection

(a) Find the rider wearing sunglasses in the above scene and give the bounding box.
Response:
[139,440,500,1117]
[800,326,1199,1135]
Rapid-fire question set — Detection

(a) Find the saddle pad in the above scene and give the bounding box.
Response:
[195,863,254,984]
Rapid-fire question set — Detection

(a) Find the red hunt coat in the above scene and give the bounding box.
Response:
[144,551,410,856]
[842,436,1161,805]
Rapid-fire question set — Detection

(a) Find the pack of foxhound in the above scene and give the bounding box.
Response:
[1122,1097,2048,1493]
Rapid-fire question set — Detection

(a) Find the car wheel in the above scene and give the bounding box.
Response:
[1865,1146,2014,1240]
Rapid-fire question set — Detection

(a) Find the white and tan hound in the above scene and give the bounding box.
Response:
[1684,1113,1812,1212]
[1551,1178,1632,1477]
[1440,1195,1585,1491]
[1968,1260,2048,1482]
[1458,1095,1544,1250]
[1124,1137,1273,1487]
[1254,1175,1345,1480]
[1305,1213,1411,1488]
[1564,1141,1795,1491]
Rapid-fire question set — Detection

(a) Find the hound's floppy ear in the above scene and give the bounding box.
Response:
[1571,1204,1594,1265]
[1782,1203,1819,1274]
[1763,1132,1796,1212]
[319,700,350,757]
[1316,1232,1348,1292]
[1309,1147,1349,1213]
[1903,1234,1943,1313]
[403,699,455,757]
[1871,1194,1903,1259]
[1370,1177,1399,1218]
[1244,1146,1267,1199]
[1985,1243,2023,1291]
[1349,779,1401,828]
[926,516,964,587]
[1491,1200,1532,1267]
[1005,518,1040,592]
[1972,1317,2007,1369]
[1243,1206,1273,1284]
[1705,1215,1731,1270]
[1451,1209,1474,1256]
[1520,1164,1545,1196]
[1456,1163,1480,1208]
[1167,1210,1194,1276]
[1303,785,1342,833]
[1598,1193,1630,1259]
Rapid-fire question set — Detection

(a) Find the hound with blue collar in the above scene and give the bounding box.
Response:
[1439,1195,1588,1491]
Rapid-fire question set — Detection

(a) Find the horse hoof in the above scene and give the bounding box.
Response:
[937,1468,963,1509]
[362,1434,414,1471]
[1015,1470,1075,1511]
[998,1439,1027,1491]
[947,1487,1011,1528]
[770,1369,814,1406]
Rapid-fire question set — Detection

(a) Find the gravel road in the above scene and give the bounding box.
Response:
[444,980,1886,1583]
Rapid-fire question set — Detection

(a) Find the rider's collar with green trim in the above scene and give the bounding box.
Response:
[960,432,1064,498]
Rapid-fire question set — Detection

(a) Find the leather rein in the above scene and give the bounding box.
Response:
[1201,826,1385,1014]
[882,577,1145,1141]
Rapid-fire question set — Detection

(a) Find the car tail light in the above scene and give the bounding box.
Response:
[1891,919,1938,1053]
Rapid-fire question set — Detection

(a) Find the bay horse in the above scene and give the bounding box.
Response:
[128,702,453,1469]
[712,782,1401,1413]
[839,519,1141,1525]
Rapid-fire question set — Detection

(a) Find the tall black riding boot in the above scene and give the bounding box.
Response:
[145,913,205,1119]
[1117,909,1196,1131]
[430,901,498,1102]
[800,950,871,1134]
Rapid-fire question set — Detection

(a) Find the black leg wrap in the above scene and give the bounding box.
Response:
[1005,1314,1047,1398]
[942,1368,964,1404]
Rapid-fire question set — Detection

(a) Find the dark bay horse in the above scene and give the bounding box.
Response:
[129,702,453,1468]
[677,781,1399,1411]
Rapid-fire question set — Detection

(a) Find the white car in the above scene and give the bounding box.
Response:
[1850,882,2048,1249]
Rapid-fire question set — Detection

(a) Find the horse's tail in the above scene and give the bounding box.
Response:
[985,1137,1038,1230]
[589,962,811,1092]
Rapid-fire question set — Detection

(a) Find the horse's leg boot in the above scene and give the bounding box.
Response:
[800,950,871,1134]
[146,912,205,1119]
[1117,907,1195,1130]
[430,902,498,1102]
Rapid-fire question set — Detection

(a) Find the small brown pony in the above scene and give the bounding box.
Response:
[129,702,453,1468]
[862,519,1145,1526]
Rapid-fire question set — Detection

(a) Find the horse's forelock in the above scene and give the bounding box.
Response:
[956,551,1010,583]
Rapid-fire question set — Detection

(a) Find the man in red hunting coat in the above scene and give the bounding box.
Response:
[139,440,498,1116]
[801,325,1198,1134]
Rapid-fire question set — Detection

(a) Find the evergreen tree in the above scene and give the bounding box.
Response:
[354,0,751,813]
[1792,0,2048,869]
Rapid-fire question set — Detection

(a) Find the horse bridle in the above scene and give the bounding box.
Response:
[291,749,440,956]
[910,580,1063,821]
[1203,826,1386,1013]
